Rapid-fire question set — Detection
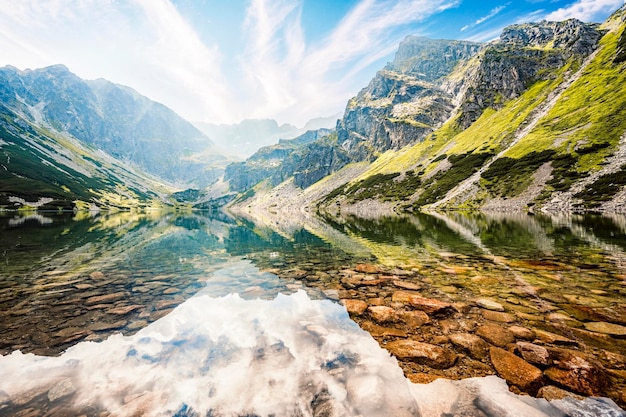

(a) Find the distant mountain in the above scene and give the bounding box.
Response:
[195,115,340,159]
[227,6,626,214]
[0,65,233,210]
[0,65,230,187]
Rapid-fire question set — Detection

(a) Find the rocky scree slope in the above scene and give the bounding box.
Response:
[310,12,626,214]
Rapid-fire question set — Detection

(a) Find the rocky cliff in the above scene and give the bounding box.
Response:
[228,6,626,215]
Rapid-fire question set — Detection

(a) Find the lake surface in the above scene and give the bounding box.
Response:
[0,210,625,416]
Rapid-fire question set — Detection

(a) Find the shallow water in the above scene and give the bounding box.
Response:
[0,210,625,416]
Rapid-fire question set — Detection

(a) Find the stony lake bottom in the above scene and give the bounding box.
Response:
[0,210,625,416]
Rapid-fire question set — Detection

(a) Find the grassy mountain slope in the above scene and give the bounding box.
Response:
[0,104,174,211]
[312,7,626,214]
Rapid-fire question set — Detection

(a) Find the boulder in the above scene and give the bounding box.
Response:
[386,340,457,369]
[489,347,543,393]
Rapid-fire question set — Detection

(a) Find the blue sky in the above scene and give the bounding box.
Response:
[0,0,623,126]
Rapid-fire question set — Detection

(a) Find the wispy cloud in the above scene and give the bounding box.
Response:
[0,0,233,122]
[461,3,509,32]
[544,0,624,22]
[239,0,460,124]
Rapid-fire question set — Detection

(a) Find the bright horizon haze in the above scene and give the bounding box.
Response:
[0,0,623,127]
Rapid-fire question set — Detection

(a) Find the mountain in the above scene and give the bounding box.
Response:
[0,65,229,187]
[0,65,232,210]
[226,6,626,215]
[195,115,340,159]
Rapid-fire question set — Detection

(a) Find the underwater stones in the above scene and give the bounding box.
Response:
[386,340,457,369]
[533,329,577,346]
[355,264,380,274]
[361,321,408,338]
[508,326,536,340]
[341,299,368,315]
[393,280,422,291]
[47,379,75,402]
[84,292,126,306]
[89,271,105,280]
[368,306,396,323]
[397,310,430,328]
[537,385,584,401]
[108,305,141,315]
[517,342,551,366]
[583,321,626,337]
[449,333,490,360]
[481,310,515,323]
[489,347,543,393]
[476,323,515,347]
[476,298,505,312]
[398,294,454,315]
[544,350,608,396]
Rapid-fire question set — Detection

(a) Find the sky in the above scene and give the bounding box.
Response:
[0,0,623,127]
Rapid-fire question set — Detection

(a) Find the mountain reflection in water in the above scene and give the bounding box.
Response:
[0,210,625,416]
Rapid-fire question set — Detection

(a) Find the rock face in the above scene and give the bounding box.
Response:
[0,65,226,187]
[452,19,604,128]
[224,128,336,191]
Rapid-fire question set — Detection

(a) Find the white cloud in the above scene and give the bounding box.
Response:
[0,0,233,122]
[475,4,508,25]
[544,0,624,22]
[239,0,460,124]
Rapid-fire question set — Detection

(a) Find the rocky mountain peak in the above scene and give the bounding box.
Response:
[385,36,483,82]
[499,19,605,55]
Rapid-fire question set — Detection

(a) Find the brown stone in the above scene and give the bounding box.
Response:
[481,310,516,323]
[368,306,396,323]
[361,321,408,338]
[386,340,457,369]
[583,321,626,336]
[341,299,368,315]
[392,290,420,303]
[490,347,543,393]
[406,296,454,315]
[393,280,422,291]
[508,326,536,340]
[85,292,127,305]
[533,329,578,346]
[476,323,515,347]
[398,310,430,328]
[89,271,105,280]
[355,264,380,274]
[544,351,608,396]
[367,297,385,306]
[108,305,141,315]
[450,333,489,360]
[476,298,505,312]
[538,385,584,401]
[517,342,551,366]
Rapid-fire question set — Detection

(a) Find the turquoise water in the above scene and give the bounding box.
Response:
[0,210,625,416]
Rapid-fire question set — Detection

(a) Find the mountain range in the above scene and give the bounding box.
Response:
[1,5,625,214]
[0,65,234,210]
[226,5,626,216]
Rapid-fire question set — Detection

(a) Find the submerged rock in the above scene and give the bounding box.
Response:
[476,323,515,347]
[450,333,490,360]
[490,346,543,393]
[583,321,626,336]
[386,340,457,369]
[341,299,368,315]
[517,342,551,366]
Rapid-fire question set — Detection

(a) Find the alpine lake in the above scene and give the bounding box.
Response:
[1,209,625,416]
